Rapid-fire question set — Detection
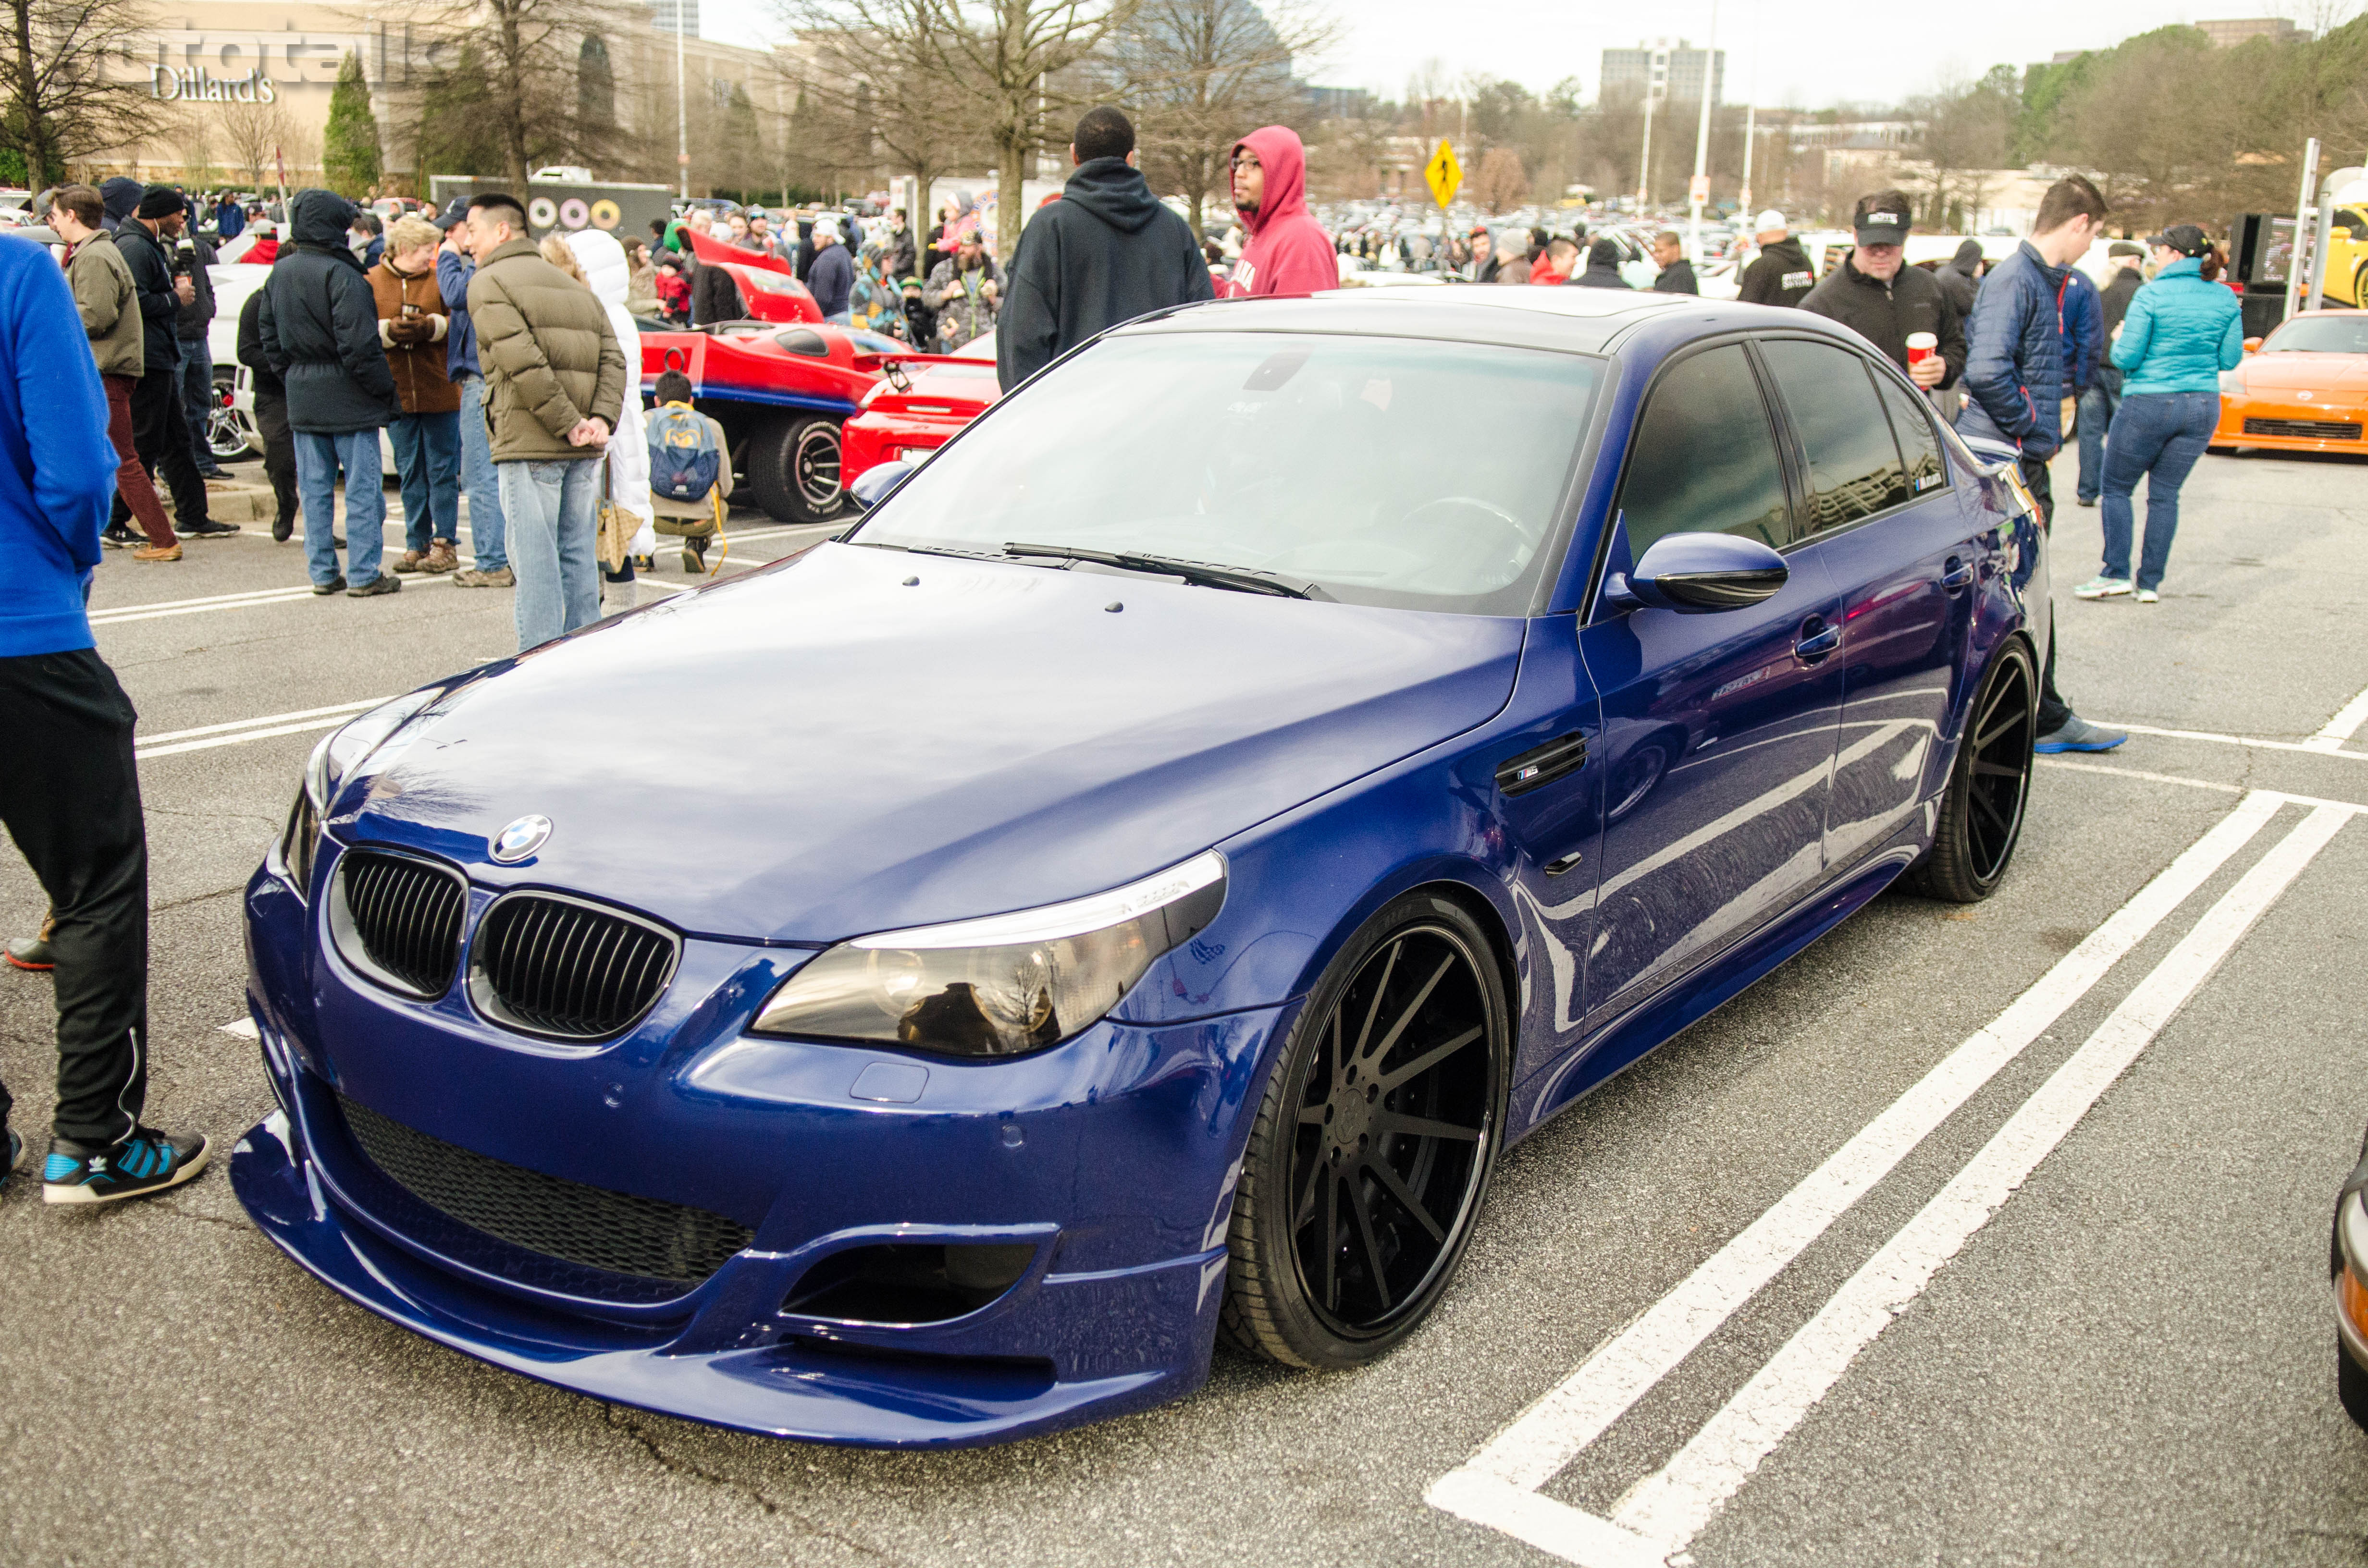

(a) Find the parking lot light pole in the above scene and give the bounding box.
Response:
[676,0,690,202]
[1688,0,1718,259]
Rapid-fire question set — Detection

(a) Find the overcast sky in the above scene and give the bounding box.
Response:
[696,0,2329,110]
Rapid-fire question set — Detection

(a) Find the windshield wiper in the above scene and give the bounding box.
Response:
[1002,542,1326,600]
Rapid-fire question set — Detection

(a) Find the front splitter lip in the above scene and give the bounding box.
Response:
[228,1110,1191,1449]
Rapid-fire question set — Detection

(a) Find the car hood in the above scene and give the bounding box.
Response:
[345,543,1524,943]
[2242,352,2368,394]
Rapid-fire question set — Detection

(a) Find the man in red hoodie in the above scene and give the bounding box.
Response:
[1224,126,1337,297]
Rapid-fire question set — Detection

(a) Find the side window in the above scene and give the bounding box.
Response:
[1876,376,1947,497]
[1617,345,1793,559]
[1758,339,1909,531]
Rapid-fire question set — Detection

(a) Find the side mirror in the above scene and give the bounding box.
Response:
[1607,532,1789,613]
[2243,336,2263,355]
[847,458,917,511]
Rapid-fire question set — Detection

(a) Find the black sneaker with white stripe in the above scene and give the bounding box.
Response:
[42,1126,210,1205]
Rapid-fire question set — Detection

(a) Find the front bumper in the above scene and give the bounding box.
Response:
[2335,1187,2368,1373]
[2215,396,2367,453]
[234,858,1291,1448]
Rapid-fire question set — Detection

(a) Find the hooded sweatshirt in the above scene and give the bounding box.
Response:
[996,154,1214,390]
[0,233,119,658]
[255,189,402,434]
[563,229,653,534]
[1225,127,1336,298]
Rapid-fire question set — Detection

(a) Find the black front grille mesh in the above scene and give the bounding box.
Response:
[338,1095,753,1285]
[340,851,466,996]
[2244,416,2360,440]
[474,894,677,1039]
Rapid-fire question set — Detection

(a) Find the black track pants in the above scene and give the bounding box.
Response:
[0,649,150,1146]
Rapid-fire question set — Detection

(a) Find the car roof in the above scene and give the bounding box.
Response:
[1119,287,1805,356]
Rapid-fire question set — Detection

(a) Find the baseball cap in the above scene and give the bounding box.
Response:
[813,216,840,243]
[1850,192,1912,246]
[2146,223,2209,257]
[1753,208,1786,233]
[2109,240,2145,258]
[431,196,470,232]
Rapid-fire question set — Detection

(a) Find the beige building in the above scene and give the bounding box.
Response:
[99,0,800,192]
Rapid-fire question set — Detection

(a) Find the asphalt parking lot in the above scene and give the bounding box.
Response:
[3,447,2367,1568]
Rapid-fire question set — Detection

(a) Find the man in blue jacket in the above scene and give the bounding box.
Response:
[435,197,511,587]
[1955,174,2125,755]
[0,233,211,1203]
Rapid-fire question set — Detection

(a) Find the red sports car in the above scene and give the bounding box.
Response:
[683,230,822,325]
[842,333,1002,485]
[641,321,929,523]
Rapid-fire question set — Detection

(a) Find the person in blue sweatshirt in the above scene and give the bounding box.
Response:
[0,232,212,1204]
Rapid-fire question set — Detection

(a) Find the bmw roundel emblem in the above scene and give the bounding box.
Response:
[490,814,553,863]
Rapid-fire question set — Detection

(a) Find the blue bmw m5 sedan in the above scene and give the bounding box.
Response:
[232,286,2048,1447]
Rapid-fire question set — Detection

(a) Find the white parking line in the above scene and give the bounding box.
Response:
[1612,801,2352,1554]
[1427,789,2334,1564]
[2104,721,2368,762]
[2305,682,2368,754]
[136,697,390,759]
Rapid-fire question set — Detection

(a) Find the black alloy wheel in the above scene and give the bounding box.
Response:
[1222,893,1509,1368]
[1910,638,2035,902]
[746,413,845,524]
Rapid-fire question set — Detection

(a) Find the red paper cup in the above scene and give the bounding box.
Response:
[1906,331,1937,366]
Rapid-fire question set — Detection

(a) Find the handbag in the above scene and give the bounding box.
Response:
[595,461,634,572]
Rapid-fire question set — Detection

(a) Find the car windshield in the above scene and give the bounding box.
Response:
[2267,316,2368,354]
[848,331,1603,615]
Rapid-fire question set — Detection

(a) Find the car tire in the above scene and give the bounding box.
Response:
[2340,1341,2368,1433]
[1220,891,1510,1369]
[746,413,846,524]
[1909,637,2036,903]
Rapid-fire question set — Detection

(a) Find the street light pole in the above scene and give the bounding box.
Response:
[675,0,690,202]
[1638,85,1655,209]
[1688,0,1717,261]
[1739,104,1754,214]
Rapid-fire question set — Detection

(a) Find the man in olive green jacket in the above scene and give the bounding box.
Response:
[51,184,179,559]
[462,192,628,650]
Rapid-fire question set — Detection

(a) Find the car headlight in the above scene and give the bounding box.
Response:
[278,690,439,897]
[752,851,1226,1056]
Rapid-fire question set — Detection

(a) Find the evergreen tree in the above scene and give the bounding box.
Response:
[323,50,382,196]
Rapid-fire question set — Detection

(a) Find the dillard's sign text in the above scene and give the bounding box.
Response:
[149,66,278,102]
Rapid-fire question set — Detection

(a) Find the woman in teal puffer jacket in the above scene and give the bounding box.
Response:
[2076,223,2242,603]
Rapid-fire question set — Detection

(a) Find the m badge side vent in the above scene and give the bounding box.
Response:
[1494,733,1589,796]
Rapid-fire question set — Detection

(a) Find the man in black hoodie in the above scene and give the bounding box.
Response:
[111,187,232,540]
[1935,238,1984,318]
[1737,210,1816,308]
[997,107,1214,390]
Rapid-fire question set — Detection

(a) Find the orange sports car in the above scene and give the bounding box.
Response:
[2212,307,2368,455]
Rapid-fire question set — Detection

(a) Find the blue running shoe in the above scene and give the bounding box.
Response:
[2034,715,2128,754]
[3,1127,23,1191]
[42,1126,210,1205]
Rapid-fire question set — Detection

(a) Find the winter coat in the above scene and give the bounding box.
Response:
[1800,255,1965,388]
[1738,236,1816,308]
[437,249,483,380]
[1935,240,1983,318]
[368,258,459,416]
[1954,239,2069,460]
[111,221,185,374]
[175,232,217,342]
[1651,258,1699,294]
[1225,127,1336,297]
[808,242,854,317]
[901,290,938,346]
[691,258,744,326]
[2059,268,2103,393]
[1572,240,1630,289]
[923,254,1000,351]
[885,224,917,281]
[64,231,144,380]
[216,201,245,241]
[255,190,402,435]
[562,228,653,535]
[236,286,283,396]
[2110,257,2244,396]
[466,235,629,465]
[998,156,1215,390]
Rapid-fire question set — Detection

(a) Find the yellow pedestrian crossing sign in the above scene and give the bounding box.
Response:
[1424,139,1462,208]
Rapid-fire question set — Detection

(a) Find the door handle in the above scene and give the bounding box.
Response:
[1794,620,1840,661]
[1941,557,1974,592]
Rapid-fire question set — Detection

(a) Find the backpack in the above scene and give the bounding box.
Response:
[648,404,721,501]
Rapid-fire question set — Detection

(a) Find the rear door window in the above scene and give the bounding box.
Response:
[1758,339,1910,531]
[1875,377,1948,497]
[1617,344,1795,558]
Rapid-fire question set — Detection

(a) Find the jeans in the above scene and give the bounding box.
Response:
[389,411,462,551]
[295,429,386,587]
[0,648,151,1146]
[2100,391,2216,593]
[498,458,602,650]
[2074,376,2119,503]
[178,338,218,468]
[457,375,506,570]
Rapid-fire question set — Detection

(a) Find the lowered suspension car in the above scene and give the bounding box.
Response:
[233,286,2047,1447]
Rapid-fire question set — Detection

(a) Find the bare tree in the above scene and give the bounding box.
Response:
[1471,145,1526,214]
[1,0,172,182]
[392,0,644,187]
[787,4,980,221]
[216,96,299,191]
[1104,0,1335,232]
[1907,68,2014,231]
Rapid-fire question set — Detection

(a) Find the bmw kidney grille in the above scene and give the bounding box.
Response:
[469,892,680,1040]
[334,850,468,998]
